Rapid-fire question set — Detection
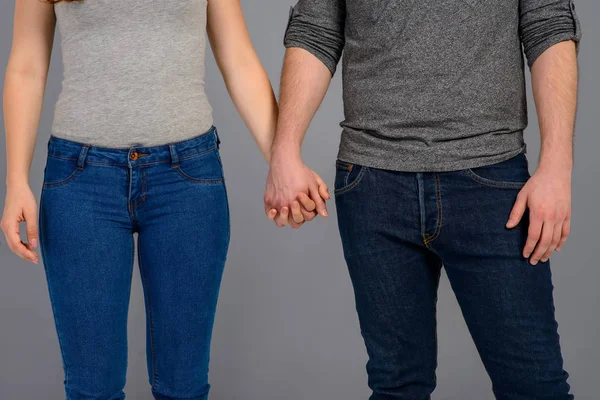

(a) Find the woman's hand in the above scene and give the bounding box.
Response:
[1,183,39,264]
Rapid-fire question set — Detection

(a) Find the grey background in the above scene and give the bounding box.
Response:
[0,1,598,399]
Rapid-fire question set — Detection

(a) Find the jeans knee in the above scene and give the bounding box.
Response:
[64,369,126,400]
[151,383,210,400]
[493,375,573,400]
[65,386,125,400]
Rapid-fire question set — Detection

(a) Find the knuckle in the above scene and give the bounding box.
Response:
[528,233,540,240]
[531,205,547,217]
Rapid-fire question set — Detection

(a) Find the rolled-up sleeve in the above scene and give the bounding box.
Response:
[520,0,582,68]
[283,0,346,76]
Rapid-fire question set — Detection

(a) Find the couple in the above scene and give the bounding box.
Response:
[1,0,581,399]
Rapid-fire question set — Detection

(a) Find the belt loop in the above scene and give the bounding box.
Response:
[76,145,90,170]
[214,127,221,149]
[169,144,179,167]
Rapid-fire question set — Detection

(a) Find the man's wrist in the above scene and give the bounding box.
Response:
[271,138,302,162]
[537,152,573,177]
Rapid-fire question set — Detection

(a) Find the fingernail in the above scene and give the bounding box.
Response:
[30,238,38,248]
[322,210,328,217]
[531,260,538,265]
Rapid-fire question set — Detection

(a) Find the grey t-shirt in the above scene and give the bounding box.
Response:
[284,0,582,172]
[52,0,213,148]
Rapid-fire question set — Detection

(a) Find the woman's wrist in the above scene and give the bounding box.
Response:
[6,174,30,189]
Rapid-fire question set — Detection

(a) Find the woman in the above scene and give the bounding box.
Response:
[1,0,328,399]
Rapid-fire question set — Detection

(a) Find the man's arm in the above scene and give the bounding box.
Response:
[264,0,346,228]
[507,0,581,265]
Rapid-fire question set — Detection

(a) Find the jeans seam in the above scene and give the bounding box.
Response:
[43,169,82,189]
[177,145,218,161]
[59,147,217,168]
[175,166,225,185]
[129,168,148,211]
[417,173,428,241]
[47,154,78,161]
[39,189,70,386]
[424,173,443,246]
[86,161,128,166]
[334,166,367,195]
[432,262,442,386]
[138,244,159,389]
[465,169,527,189]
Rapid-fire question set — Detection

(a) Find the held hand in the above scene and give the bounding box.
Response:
[1,183,39,264]
[506,167,572,265]
[264,154,329,228]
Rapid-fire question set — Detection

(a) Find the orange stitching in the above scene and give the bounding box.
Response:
[424,174,443,245]
[465,169,526,189]
[334,166,367,195]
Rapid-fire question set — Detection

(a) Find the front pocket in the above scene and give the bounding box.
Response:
[43,155,83,189]
[334,160,368,195]
[464,154,530,189]
[174,149,224,185]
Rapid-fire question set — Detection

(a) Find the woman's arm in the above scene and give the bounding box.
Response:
[206,0,329,228]
[1,0,56,263]
[206,0,277,163]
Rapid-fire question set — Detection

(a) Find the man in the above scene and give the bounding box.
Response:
[264,0,581,399]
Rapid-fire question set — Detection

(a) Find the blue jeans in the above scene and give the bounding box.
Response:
[334,153,572,400]
[39,128,229,400]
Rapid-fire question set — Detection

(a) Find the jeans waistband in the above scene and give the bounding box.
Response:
[47,126,219,168]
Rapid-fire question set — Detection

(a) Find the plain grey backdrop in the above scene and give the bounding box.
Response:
[0,1,598,399]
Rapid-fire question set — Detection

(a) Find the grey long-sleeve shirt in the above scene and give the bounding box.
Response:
[284,0,581,172]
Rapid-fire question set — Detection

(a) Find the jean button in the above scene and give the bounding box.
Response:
[130,151,139,161]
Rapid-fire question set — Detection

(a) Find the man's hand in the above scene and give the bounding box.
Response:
[506,167,571,265]
[264,152,330,229]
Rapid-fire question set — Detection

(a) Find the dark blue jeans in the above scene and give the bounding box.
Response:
[39,128,229,400]
[334,153,572,400]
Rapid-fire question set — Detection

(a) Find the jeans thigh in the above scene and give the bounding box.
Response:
[135,169,229,399]
[435,158,572,399]
[335,164,442,399]
[39,165,133,400]
[445,258,572,399]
